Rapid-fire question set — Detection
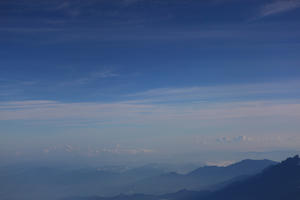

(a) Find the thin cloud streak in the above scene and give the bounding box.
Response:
[60,70,119,86]
[1,81,300,124]
[129,80,300,104]
[1,100,300,122]
[259,0,300,18]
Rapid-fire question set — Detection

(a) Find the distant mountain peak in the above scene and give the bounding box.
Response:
[281,155,300,165]
[188,158,277,176]
[229,158,277,166]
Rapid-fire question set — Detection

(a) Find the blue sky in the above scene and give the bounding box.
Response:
[1,0,300,165]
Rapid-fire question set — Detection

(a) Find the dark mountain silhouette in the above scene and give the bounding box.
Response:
[0,158,283,200]
[202,155,300,200]
[64,156,300,200]
[0,158,275,200]
[187,158,277,186]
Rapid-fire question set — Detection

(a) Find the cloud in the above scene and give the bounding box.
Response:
[41,144,155,156]
[1,80,300,154]
[205,160,235,167]
[55,1,72,10]
[75,70,119,84]
[259,0,300,18]
[0,79,39,98]
[101,145,155,155]
[130,80,300,104]
[216,135,252,144]
[0,99,300,124]
[1,80,300,127]
[64,144,74,152]
[61,70,119,86]
[0,27,62,33]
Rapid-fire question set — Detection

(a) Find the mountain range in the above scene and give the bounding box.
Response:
[124,159,277,194]
[63,155,300,200]
[0,159,276,200]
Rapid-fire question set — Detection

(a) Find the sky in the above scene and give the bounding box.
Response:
[1,0,300,166]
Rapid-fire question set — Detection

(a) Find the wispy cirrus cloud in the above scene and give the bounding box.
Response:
[1,80,300,153]
[130,80,300,104]
[1,80,300,123]
[0,79,38,98]
[60,69,119,86]
[258,0,300,18]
